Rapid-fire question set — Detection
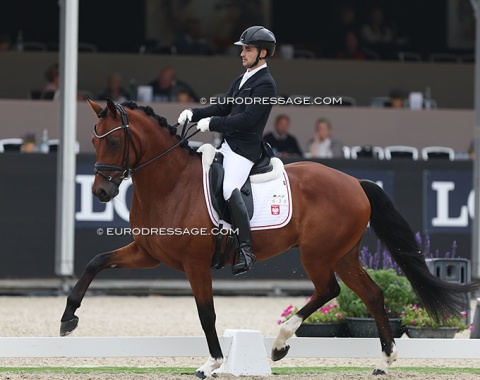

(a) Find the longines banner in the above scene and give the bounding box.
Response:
[424,170,473,234]
[76,165,475,234]
[76,164,133,228]
[74,165,395,229]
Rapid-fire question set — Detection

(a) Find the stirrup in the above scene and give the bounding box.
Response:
[232,248,256,276]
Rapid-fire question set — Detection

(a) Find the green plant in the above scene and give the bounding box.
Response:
[278,299,344,324]
[337,269,418,318]
[401,304,469,330]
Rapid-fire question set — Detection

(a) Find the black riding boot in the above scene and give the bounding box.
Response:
[227,188,256,275]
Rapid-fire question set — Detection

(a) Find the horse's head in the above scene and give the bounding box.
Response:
[88,98,139,202]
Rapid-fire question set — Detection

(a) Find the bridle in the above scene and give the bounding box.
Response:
[93,103,200,187]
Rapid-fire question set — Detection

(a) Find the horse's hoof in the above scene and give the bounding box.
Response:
[271,345,290,361]
[60,316,79,336]
[194,370,207,379]
[372,369,387,375]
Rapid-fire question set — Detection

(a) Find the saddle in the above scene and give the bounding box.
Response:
[209,143,274,270]
[208,151,274,225]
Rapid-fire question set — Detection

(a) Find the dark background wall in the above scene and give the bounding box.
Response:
[0,153,472,280]
[0,0,459,56]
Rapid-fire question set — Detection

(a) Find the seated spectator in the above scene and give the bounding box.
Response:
[305,118,344,158]
[97,73,130,102]
[329,5,359,58]
[389,88,408,108]
[263,114,303,158]
[360,6,393,47]
[173,18,213,55]
[41,63,60,99]
[337,32,365,60]
[148,67,199,102]
[35,62,90,101]
[0,32,11,51]
[176,89,195,103]
[469,139,475,160]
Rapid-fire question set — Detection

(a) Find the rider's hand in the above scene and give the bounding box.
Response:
[178,109,193,125]
[197,117,211,132]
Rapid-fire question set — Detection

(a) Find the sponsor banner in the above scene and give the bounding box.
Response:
[75,166,395,228]
[76,164,132,228]
[424,170,473,233]
[342,169,395,197]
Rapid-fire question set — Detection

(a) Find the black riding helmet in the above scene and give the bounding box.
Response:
[234,26,276,68]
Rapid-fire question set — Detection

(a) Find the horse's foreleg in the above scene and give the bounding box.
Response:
[271,270,340,361]
[60,242,159,336]
[185,266,223,379]
[335,251,397,375]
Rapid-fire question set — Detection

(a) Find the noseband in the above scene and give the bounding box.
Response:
[93,103,200,187]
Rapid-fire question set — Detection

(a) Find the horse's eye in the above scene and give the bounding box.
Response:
[107,138,120,149]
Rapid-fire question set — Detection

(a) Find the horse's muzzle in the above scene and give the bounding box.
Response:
[92,181,119,202]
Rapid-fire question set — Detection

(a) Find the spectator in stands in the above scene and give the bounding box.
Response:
[329,4,359,58]
[389,88,407,108]
[173,18,213,55]
[176,89,196,103]
[148,67,199,102]
[360,6,393,47]
[469,139,475,160]
[0,32,11,51]
[41,63,60,99]
[97,73,130,102]
[337,32,365,60]
[305,118,344,158]
[263,114,303,158]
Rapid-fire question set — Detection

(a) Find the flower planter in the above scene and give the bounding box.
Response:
[346,317,404,338]
[295,322,350,337]
[405,326,457,339]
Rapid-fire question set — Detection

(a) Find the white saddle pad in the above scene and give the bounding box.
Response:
[197,144,293,231]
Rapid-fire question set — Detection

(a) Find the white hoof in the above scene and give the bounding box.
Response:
[374,342,397,374]
[272,315,302,353]
[195,357,223,379]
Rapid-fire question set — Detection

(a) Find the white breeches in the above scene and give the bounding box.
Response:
[218,141,254,200]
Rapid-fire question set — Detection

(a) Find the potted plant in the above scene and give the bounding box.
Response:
[337,269,417,338]
[278,299,349,337]
[401,304,469,338]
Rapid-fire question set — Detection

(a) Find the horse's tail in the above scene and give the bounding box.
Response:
[360,179,479,322]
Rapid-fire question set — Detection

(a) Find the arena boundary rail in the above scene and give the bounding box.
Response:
[1,333,480,359]
[2,330,480,376]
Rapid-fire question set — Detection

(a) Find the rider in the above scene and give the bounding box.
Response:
[177,26,277,275]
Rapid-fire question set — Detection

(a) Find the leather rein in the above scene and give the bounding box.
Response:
[93,103,200,187]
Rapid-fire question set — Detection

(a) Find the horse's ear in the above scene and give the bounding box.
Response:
[106,98,117,118]
[86,97,103,116]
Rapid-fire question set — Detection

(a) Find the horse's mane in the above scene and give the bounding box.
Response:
[99,101,195,155]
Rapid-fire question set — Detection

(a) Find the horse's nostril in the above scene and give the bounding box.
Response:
[99,188,107,199]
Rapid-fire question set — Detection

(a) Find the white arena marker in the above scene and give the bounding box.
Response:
[217,329,272,377]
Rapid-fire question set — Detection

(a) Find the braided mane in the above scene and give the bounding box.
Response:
[99,101,195,155]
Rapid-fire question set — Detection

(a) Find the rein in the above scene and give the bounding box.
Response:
[93,103,200,187]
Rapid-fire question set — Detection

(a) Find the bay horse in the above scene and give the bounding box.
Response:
[61,98,477,378]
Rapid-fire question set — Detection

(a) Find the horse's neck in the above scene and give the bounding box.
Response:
[130,149,201,206]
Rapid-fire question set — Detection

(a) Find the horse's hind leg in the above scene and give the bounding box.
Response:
[60,242,160,336]
[272,266,340,361]
[335,242,397,375]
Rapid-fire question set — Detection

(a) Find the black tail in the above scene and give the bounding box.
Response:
[360,180,478,322]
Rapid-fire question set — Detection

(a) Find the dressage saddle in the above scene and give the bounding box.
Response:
[208,143,274,224]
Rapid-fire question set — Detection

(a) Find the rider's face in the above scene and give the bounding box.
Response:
[240,46,265,69]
